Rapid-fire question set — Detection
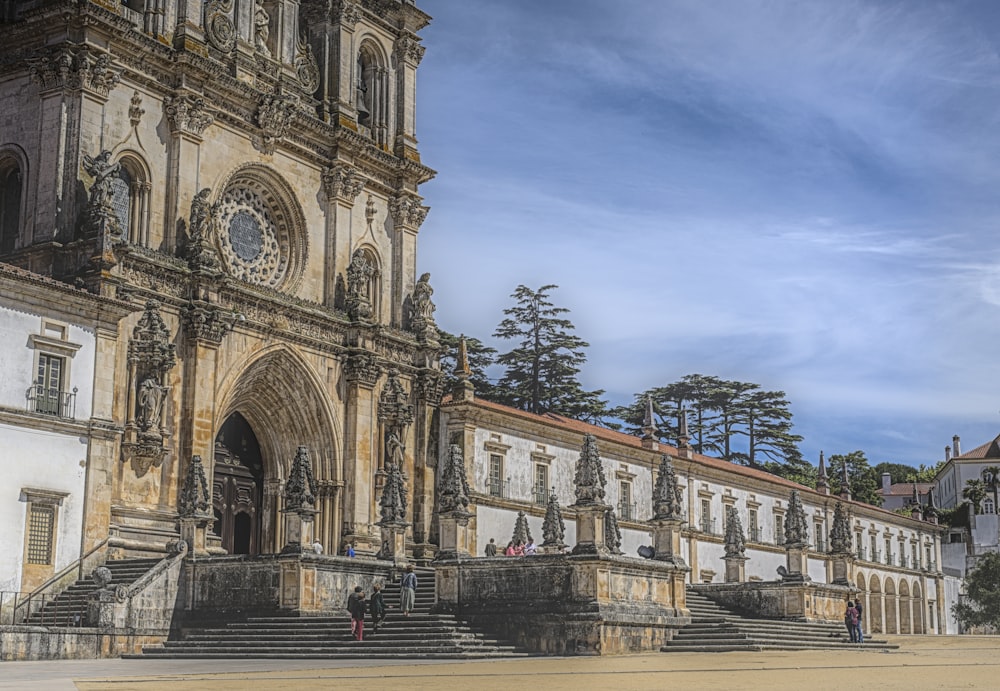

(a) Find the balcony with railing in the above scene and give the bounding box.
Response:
[856,546,866,561]
[814,537,827,553]
[532,487,548,505]
[618,502,637,521]
[25,382,77,419]
[747,527,763,543]
[774,529,785,546]
[487,479,510,500]
[701,518,719,536]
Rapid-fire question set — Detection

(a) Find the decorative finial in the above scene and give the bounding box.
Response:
[455,335,471,378]
[816,450,829,495]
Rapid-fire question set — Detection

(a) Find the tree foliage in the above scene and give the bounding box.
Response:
[613,374,805,479]
[954,551,1000,632]
[492,285,610,423]
[963,478,988,515]
[873,461,944,485]
[829,451,882,507]
[437,329,497,399]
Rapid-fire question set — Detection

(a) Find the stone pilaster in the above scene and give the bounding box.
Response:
[724,556,748,583]
[341,352,380,551]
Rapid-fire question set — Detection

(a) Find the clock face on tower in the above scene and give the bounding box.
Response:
[215,180,291,289]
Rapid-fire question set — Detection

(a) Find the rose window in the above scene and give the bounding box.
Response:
[216,184,289,288]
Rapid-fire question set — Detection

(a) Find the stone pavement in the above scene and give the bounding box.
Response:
[3,636,999,690]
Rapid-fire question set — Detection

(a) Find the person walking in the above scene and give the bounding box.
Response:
[347,586,366,641]
[845,600,859,644]
[400,564,418,617]
[854,599,865,644]
[485,538,498,557]
[369,582,386,633]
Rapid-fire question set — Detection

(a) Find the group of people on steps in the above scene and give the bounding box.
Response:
[345,564,419,641]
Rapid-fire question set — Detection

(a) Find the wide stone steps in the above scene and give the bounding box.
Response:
[133,567,528,659]
[662,588,898,653]
[24,559,162,627]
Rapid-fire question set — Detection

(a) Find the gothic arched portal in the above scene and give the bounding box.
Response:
[212,412,264,554]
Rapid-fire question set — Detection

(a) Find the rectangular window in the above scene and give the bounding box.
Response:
[34,353,63,415]
[26,504,54,565]
[912,543,919,568]
[775,514,784,545]
[884,537,892,565]
[701,499,712,534]
[748,509,759,542]
[619,481,633,520]
[488,454,504,498]
[815,522,825,551]
[870,535,878,562]
[855,532,864,559]
[533,464,548,505]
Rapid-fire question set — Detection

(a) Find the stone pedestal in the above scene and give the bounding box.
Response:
[782,543,810,582]
[281,508,317,554]
[830,552,855,586]
[86,588,117,628]
[650,517,686,565]
[378,522,408,563]
[179,516,212,557]
[435,512,471,561]
[572,504,608,555]
[724,556,748,583]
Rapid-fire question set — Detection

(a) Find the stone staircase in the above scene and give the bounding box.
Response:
[662,588,899,652]
[23,559,162,627]
[133,566,529,659]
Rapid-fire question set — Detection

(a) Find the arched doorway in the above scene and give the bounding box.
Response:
[212,412,264,554]
[869,574,883,633]
[885,577,898,634]
[914,583,924,634]
[215,347,342,555]
[856,571,868,634]
[899,580,911,634]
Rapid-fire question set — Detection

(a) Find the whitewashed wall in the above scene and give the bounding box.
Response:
[0,306,96,419]
[0,424,88,592]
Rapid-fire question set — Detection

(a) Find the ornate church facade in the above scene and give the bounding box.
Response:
[0,0,444,585]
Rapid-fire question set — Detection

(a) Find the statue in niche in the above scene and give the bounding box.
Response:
[386,430,405,469]
[356,55,370,124]
[136,377,165,432]
[82,150,120,211]
[188,188,212,240]
[347,249,373,299]
[254,0,271,57]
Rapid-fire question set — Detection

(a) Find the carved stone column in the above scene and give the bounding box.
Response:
[341,352,380,552]
[572,434,609,555]
[649,454,687,566]
[780,490,811,582]
[828,501,855,586]
[434,444,472,561]
[178,455,213,557]
[321,164,365,307]
[164,93,214,250]
[281,446,319,554]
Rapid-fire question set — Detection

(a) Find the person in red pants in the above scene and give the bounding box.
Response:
[347,586,367,641]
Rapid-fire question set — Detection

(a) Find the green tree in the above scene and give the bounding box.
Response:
[954,551,1000,631]
[873,462,923,485]
[732,389,804,469]
[963,478,988,515]
[703,379,759,463]
[493,285,609,422]
[981,467,1000,515]
[612,374,723,452]
[437,329,497,400]
[829,451,882,506]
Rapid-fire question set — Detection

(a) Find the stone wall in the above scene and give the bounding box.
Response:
[0,627,163,661]
[434,554,689,655]
[694,580,853,623]
[183,554,398,619]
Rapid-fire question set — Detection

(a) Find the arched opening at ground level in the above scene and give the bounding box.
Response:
[212,412,264,554]
[869,574,883,634]
[213,347,343,555]
[899,579,911,634]
[885,577,898,634]
[914,582,925,634]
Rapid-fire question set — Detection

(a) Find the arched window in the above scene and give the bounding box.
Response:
[113,155,150,246]
[356,41,390,148]
[359,246,381,320]
[984,497,995,515]
[0,159,21,254]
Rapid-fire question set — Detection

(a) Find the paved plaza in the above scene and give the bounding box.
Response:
[0,636,997,690]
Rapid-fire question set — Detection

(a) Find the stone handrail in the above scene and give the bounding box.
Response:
[111,539,188,604]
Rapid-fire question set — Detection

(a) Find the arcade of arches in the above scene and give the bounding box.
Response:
[855,571,929,635]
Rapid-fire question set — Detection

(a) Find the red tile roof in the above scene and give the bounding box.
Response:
[877,483,934,497]
[955,434,1000,460]
[441,395,932,525]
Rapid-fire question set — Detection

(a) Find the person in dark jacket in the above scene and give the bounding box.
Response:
[346,586,366,640]
[369,582,387,633]
[400,564,418,616]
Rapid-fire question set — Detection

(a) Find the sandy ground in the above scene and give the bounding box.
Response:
[4,636,999,690]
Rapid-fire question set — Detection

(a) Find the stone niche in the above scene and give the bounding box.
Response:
[693,580,855,623]
[433,554,690,655]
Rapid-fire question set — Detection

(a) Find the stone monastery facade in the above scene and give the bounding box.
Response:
[0,0,948,649]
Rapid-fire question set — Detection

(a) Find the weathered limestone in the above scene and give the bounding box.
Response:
[694,581,854,624]
[723,505,748,583]
[434,554,690,655]
[281,446,318,555]
[435,444,472,560]
[572,434,609,555]
[650,454,686,566]
[780,490,810,583]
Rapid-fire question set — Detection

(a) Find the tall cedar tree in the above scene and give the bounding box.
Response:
[613,375,806,481]
[437,329,497,399]
[493,285,609,423]
[953,551,1000,631]
[829,451,882,506]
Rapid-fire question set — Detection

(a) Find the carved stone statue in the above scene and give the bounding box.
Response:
[829,501,852,554]
[136,377,165,432]
[345,248,375,320]
[512,510,532,545]
[437,444,471,515]
[378,455,408,525]
[188,188,212,240]
[385,430,405,469]
[411,272,435,322]
[253,1,271,57]
[604,506,623,555]
[573,433,607,506]
[784,490,809,546]
[82,150,120,211]
[652,454,684,520]
[541,491,566,551]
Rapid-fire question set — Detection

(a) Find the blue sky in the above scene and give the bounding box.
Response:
[415,0,1000,470]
